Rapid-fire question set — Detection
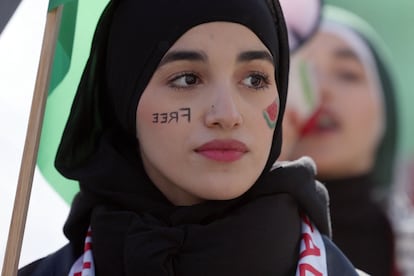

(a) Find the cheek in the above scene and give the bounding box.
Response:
[137,108,193,148]
[360,102,384,146]
[136,92,193,137]
[342,92,384,147]
[136,102,150,139]
[262,99,279,129]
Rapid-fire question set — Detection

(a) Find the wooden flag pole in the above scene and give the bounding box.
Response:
[2,6,63,276]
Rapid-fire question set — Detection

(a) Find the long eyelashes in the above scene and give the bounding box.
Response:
[241,72,271,90]
[168,72,201,90]
[167,71,271,91]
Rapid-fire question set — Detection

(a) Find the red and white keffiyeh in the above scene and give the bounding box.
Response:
[68,227,95,276]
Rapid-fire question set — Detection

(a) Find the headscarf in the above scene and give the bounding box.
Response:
[321,5,399,194]
[53,0,331,275]
[55,0,289,177]
[319,6,400,276]
[279,0,323,52]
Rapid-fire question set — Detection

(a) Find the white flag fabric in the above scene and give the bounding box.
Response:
[0,0,69,271]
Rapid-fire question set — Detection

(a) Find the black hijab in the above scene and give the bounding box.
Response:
[56,0,288,175]
[55,0,330,275]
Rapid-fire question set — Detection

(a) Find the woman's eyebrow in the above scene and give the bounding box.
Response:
[334,48,361,63]
[158,50,207,67]
[237,50,274,64]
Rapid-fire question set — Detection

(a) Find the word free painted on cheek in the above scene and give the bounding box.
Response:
[152,107,191,124]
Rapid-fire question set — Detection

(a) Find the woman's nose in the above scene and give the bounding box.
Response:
[205,87,243,129]
[314,70,334,103]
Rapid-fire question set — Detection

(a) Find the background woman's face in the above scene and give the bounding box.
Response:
[289,31,385,179]
[136,22,279,205]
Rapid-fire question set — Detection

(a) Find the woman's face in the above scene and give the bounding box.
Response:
[289,31,384,179]
[136,22,279,205]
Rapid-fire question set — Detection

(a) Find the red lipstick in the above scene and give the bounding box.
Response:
[195,139,248,162]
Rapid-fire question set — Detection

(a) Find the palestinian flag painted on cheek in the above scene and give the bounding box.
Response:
[263,101,278,129]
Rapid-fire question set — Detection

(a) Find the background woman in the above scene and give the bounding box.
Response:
[283,6,399,276]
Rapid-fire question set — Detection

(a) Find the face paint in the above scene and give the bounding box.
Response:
[263,100,278,129]
[152,107,191,124]
[299,60,317,110]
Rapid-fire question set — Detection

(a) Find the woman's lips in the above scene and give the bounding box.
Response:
[300,107,339,137]
[195,139,248,162]
[300,106,323,137]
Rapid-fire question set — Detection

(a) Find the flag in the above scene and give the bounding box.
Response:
[48,0,78,92]
[21,0,109,268]
[0,0,108,270]
[0,0,54,270]
[37,0,109,205]
[22,0,108,267]
[0,0,22,34]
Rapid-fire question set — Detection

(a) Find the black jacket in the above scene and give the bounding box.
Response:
[19,236,359,276]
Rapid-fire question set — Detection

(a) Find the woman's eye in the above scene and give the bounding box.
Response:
[242,73,270,90]
[169,73,200,89]
[335,68,364,83]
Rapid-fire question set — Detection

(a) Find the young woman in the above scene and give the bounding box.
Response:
[19,0,361,275]
[283,6,399,276]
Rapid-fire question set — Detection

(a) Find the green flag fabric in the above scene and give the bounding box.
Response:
[48,0,78,92]
[37,0,109,204]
